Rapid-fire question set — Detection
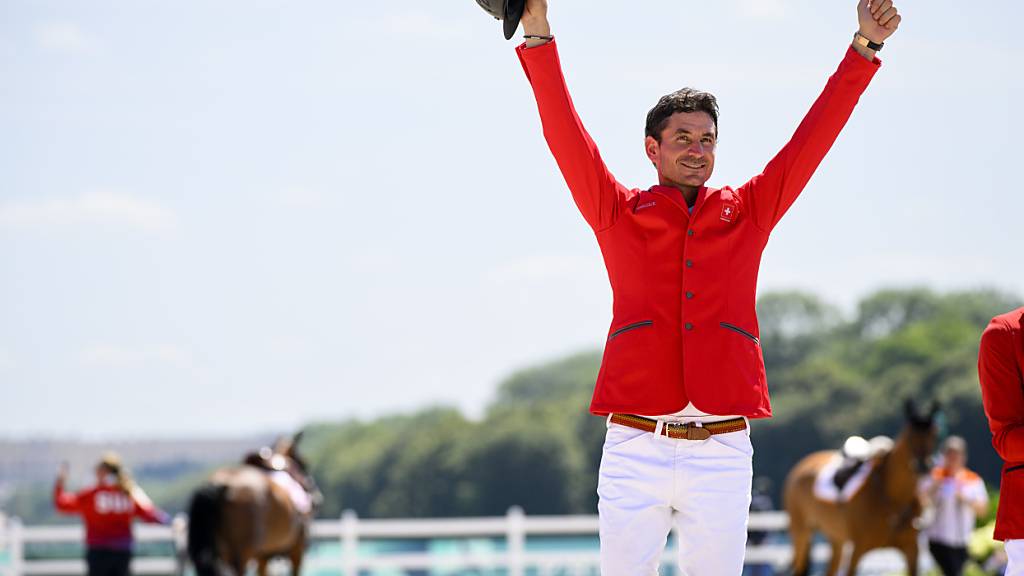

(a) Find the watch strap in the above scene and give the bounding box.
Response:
[854,31,884,51]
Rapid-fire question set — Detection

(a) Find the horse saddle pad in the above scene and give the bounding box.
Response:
[813,453,874,503]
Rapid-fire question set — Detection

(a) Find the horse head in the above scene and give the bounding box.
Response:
[901,398,940,475]
[273,431,324,510]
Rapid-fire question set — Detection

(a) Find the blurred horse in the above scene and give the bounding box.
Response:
[783,400,939,576]
[187,432,321,576]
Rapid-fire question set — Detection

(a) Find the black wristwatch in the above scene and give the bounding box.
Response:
[853,31,884,52]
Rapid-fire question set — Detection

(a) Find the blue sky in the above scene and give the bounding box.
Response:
[1,0,1021,439]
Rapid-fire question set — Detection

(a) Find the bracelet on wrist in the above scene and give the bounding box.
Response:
[524,34,554,41]
[853,31,883,51]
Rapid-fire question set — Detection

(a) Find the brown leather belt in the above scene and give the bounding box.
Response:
[609,413,747,441]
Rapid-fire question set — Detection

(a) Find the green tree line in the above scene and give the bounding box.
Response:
[302,287,1020,518]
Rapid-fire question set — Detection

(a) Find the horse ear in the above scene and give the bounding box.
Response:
[288,431,305,455]
[903,398,918,421]
[273,436,292,454]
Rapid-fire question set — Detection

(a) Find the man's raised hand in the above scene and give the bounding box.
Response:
[522,0,551,46]
[858,0,901,44]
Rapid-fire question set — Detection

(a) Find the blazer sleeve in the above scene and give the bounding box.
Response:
[738,47,880,232]
[517,40,630,232]
[978,317,1024,462]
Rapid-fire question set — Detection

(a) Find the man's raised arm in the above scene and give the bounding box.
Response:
[739,0,900,232]
[517,0,628,232]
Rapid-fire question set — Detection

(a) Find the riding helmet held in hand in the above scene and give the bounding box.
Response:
[475,0,526,40]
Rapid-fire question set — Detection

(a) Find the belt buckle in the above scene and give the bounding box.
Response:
[663,422,683,439]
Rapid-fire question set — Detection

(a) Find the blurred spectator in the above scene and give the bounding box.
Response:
[54,452,169,576]
[921,436,988,576]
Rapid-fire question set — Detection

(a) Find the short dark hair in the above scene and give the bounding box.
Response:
[645,88,719,142]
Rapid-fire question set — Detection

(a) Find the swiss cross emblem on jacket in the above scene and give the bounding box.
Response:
[721,203,737,223]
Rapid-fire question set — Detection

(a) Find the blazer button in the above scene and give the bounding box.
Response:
[686,260,693,268]
[686,292,694,299]
[687,229,695,237]
[685,323,694,330]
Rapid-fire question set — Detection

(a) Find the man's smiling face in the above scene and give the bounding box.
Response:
[645,111,717,191]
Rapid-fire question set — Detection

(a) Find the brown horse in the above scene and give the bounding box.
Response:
[783,400,939,576]
[186,432,322,576]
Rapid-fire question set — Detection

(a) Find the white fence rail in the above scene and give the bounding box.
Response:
[0,509,911,575]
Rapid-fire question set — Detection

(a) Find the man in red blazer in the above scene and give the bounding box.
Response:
[979,307,1024,575]
[513,0,901,572]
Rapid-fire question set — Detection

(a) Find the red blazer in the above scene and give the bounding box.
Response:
[517,41,879,417]
[978,307,1024,540]
[54,482,168,550]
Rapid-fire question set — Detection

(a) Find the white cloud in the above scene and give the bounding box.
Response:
[737,0,786,20]
[79,344,135,368]
[151,345,193,369]
[277,187,326,209]
[0,190,176,233]
[34,21,97,54]
[79,344,193,369]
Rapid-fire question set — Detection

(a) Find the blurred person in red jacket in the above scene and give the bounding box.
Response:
[978,307,1024,576]
[54,452,170,576]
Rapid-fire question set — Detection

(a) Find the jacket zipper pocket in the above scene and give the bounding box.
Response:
[720,322,760,345]
[1008,464,1024,474]
[608,320,653,341]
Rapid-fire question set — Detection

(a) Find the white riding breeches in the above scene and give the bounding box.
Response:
[598,421,753,575]
[1007,540,1024,576]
